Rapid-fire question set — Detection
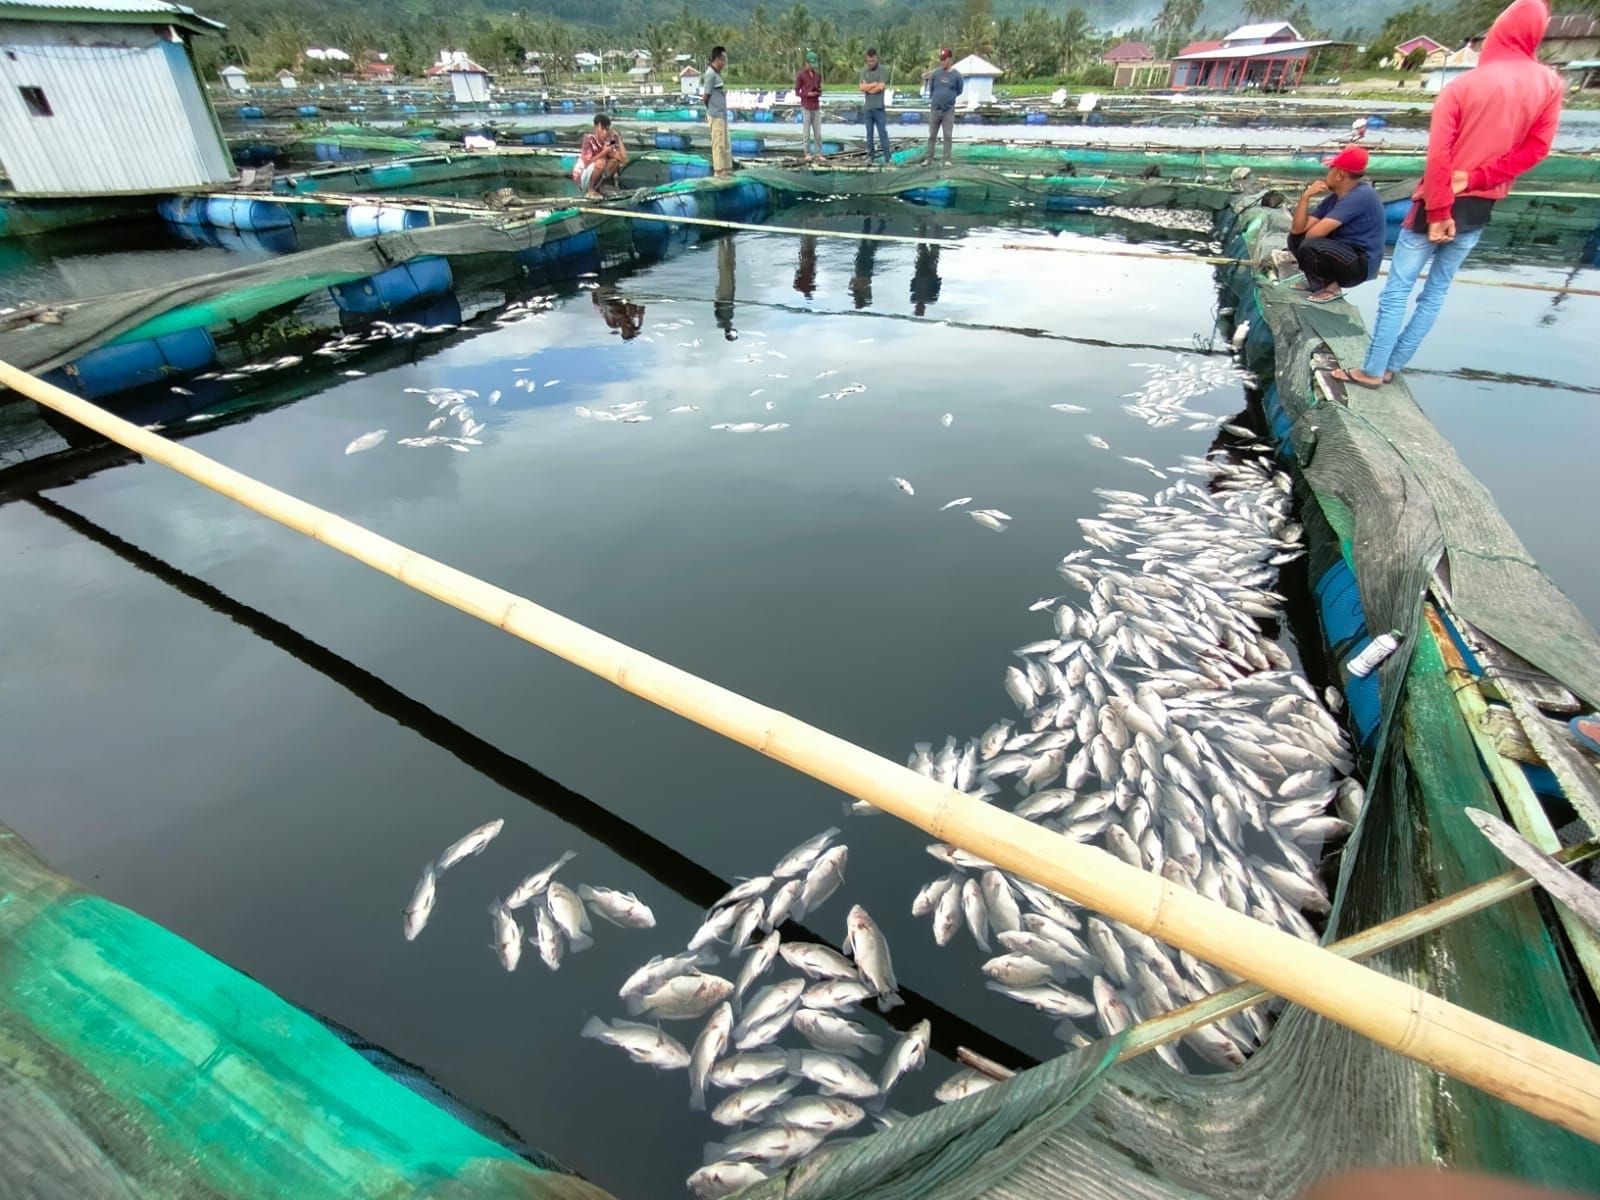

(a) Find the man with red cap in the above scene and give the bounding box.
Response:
[1334,0,1563,388]
[1285,144,1387,304]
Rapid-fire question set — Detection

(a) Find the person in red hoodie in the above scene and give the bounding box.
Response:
[796,52,824,163]
[1334,0,1562,388]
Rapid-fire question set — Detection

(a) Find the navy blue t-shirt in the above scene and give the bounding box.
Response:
[1314,181,1386,280]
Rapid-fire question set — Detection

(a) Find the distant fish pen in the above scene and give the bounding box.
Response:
[1,160,1599,1196]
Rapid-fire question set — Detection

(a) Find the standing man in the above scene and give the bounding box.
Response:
[859,48,890,165]
[1285,145,1386,304]
[1334,0,1563,388]
[796,51,823,164]
[924,49,962,169]
[571,114,627,199]
[702,46,731,179]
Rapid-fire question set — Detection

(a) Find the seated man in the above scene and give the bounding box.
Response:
[572,114,627,199]
[1286,146,1386,304]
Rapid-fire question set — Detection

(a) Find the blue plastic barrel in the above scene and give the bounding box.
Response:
[903,185,954,207]
[1025,112,1048,125]
[521,130,556,146]
[753,110,775,124]
[709,180,769,222]
[49,328,217,400]
[634,108,654,119]
[401,104,418,113]
[561,100,574,111]
[202,195,292,231]
[900,111,923,124]
[515,228,601,282]
[345,205,433,237]
[1366,115,1388,129]
[731,136,764,156]
[669,160,712,180]
[820,141,843,155]
[961,112,985,124]
[1044,194,1108,212]
[297,104,319,116]
[655,132,691,151]
[238,105,264,119]
[348,104,365,113]
[331,256,454,315]
[633,192,702,261]
[514,101,529,110]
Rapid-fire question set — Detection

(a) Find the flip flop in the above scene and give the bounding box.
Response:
[1289,281,1311,291]
[1572,715,1600,756]
[1307,289,1343,304]
[1329,367,1383,389]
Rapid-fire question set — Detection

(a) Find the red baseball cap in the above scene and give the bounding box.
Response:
[939,48,953,59]
[1324,145,1369,173]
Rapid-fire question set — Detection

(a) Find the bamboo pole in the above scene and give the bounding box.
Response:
[4,357,1600,1143]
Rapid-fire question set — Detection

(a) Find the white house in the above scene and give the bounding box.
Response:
[276,68,296,88]
[950,53,1003,105]
[679,64,700,97]
[0,0,233,197]
[219,63,247,91]
[427,50,491,103]
[1425,45,1479,93]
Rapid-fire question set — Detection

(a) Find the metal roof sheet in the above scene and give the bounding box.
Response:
[0,0,223,33]
[1176,39,1333,61]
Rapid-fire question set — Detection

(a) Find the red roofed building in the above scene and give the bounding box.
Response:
[1169,22,1344,92]
[1177,40,1223,56]
[1102,40,1155,64]
[1469,13,1597,64]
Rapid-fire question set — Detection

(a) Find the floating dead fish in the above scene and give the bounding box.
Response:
[581,1016,690,1069]
[344,429,387,455]
[879,1019,931,1096]
[941,497,973,511]
[488,901,523,972]
[689,1002,734,1111]
[971,512,1008,532]
[941,413,954,427]
[578,884,655,929]
[436,818,504,870]
[889,477,915,496]
[402,863,436,941]
[1084,435,1110,450]
[844,905,902,1012]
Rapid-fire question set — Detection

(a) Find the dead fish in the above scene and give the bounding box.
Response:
[403,863,437,941]
[688,1161,769,1199]
[1051,403,1089,414]
[343,429,387,455]
[704,1125,823,1168]
[546,882,594,952]
[890,476,915,496]
[940,497,974,510]
[708,1051,790,1090]
[1085,435,1110,450]
[770,1095,866,1135]
[801,978,875,1011]
[341,369,366,377]
[772,827,841,879]
[578,884,655,929]
[912,875,957,918]
[688,901,749,951]
[669,404,699,413]
[935,1067,997,1103]
[765,879,806,929]
[961,878,991,951]
[879,1019,931,1096]
[633,972,736,1020]
[780,942,857,981]
[971,512,1009,532]
[1092,976,1134,1039]
[488,901,523,972]
[792,1009,883,1058]
[505,850,577,909]
[734,979,806,1043]
[735,931,782,1008]
[982,953,1057,987]
[729,901,764,954]
[581,1016,689,1069]
[689,1002,734,1111]
[436,819,505,871]
[533,903,564,971]
[710,1076,799,1125]
[940,413,954,427]
[790,1049,880,1099]
[843,905,902,1011]
[711,876,775,912]
[488,389,501,404]
[988,981,1094,1018]
[799,846,848,915]
[170,385,194,396]
[932,881,963,946]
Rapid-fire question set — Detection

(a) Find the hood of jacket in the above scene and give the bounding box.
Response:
[1478,0,1549,65]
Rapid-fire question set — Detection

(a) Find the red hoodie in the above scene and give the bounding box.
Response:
[1421,0,1563,222]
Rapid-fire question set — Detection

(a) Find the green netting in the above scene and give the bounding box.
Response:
[0,825,608,1200]
[289,132,444,155]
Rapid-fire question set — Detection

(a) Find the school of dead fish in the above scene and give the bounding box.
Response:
[344,278,1368,1193]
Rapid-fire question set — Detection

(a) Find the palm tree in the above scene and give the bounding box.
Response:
[1241,0,1291,22]
[1059,7,1093,75]
[1155,0,1205,58]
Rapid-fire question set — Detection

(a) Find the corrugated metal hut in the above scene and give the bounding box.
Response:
[0,0,232,197]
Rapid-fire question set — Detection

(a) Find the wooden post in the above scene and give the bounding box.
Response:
[2,358,1599,1144]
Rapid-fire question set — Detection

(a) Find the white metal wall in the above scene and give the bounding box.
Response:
[0,21,233,196]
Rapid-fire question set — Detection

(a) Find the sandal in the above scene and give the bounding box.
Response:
[1330,367,1384,389]
[1572,715,1600,756]
[1307,288,1343,304]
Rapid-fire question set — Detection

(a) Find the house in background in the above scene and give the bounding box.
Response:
[219,63,247,91]
[1468,12,1597,63]
[0,0,233,196]
[1392,34,1448,67]
[950,53,1003,103]
[276,68,295,88]
[679,64,700,97]
[1425,44,1480,92]
[1102,40,1154,67]
[427,50,491,102]
[359,51,394,81]
[1169,22,1338,91]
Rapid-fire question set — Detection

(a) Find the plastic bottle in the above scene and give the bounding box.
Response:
[1347,630,1402,679]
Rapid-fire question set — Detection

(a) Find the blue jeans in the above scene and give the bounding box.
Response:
[864,108,890,162]
[1361,225,1483,377]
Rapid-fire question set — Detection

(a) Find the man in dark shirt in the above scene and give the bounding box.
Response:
[1286,145,1386,304]
[859,48,890,165]
[924,49,963,169]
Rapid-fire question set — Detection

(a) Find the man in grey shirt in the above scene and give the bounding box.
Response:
[702,46,731,178]
[924,49,962,169]
[859,48,890,165]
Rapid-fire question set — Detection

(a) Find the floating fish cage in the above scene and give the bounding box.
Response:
[1,159,1598,1199]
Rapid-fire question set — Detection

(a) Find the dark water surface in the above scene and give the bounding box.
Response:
[0,206,1592,1196]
